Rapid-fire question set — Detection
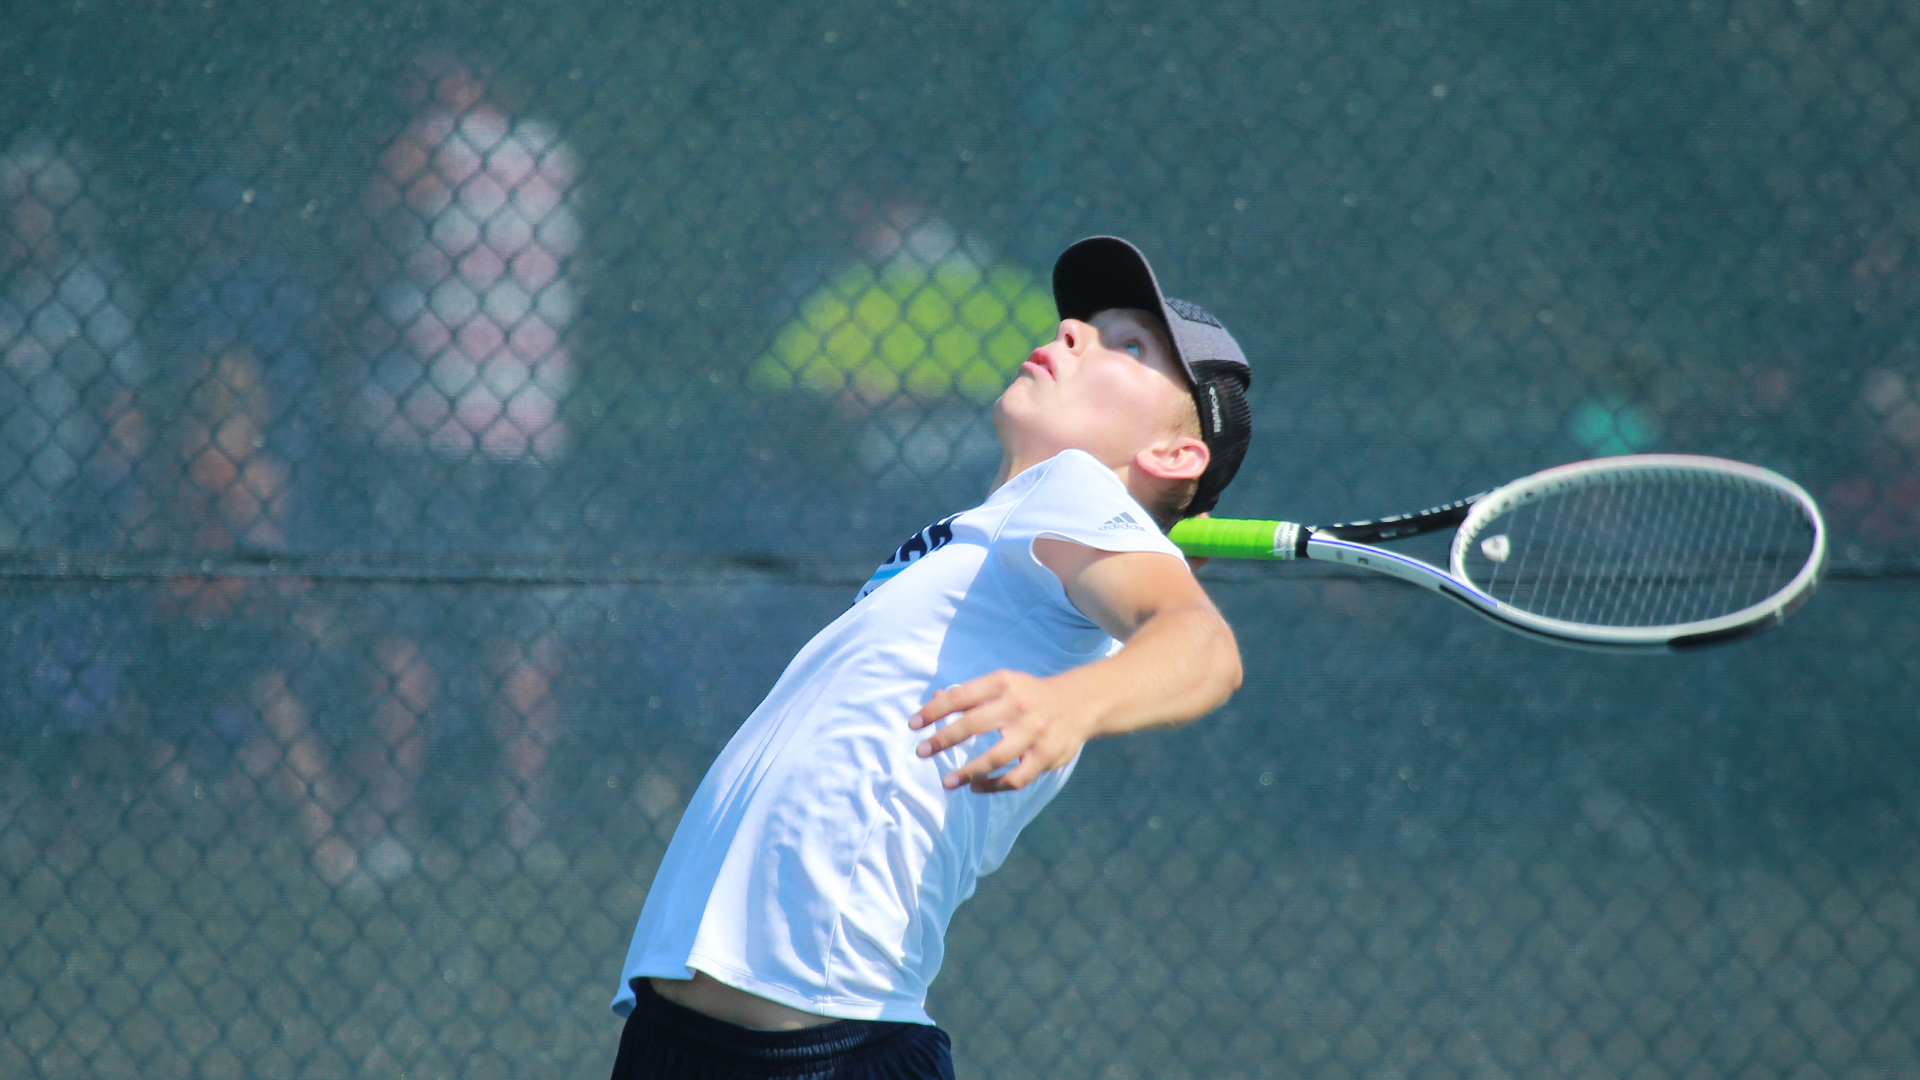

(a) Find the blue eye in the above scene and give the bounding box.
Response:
[1123,341,1142,357]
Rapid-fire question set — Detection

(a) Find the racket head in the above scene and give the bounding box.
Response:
[1449,455,1827,649]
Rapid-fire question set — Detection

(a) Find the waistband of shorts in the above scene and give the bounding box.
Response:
[627,978,923,1066]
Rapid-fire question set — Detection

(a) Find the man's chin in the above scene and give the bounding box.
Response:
[988,397,1058,479]
[988,399,1016,456]
[989,391,1017,432]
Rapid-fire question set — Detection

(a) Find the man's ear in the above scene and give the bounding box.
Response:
[1133,436,1210,482]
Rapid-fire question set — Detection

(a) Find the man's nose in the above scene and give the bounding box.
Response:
[1057,318,1093,353]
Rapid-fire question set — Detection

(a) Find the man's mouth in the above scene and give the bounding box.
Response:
[1021,351,1056,380]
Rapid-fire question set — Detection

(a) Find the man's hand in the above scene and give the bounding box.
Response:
[910,671,1095,793]
[909,543,1241,795]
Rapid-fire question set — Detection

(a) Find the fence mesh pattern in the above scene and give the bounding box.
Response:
[4,0,1919,1076]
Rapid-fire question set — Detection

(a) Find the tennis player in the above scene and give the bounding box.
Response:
[609,236,1253,1079]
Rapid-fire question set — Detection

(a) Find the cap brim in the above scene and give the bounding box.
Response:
[1052,236,1198,384]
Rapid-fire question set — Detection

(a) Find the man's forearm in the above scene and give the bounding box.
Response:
[911,591,1243,792]
[1056,604,1242,740]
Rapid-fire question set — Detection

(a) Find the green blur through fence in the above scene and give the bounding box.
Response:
[3,0,1919,1077]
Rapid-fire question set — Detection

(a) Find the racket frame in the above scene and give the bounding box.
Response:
[1444,455,1827,650]
[1173,454,1828,652]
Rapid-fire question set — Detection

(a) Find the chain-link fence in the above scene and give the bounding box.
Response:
[4,0,1918,1076]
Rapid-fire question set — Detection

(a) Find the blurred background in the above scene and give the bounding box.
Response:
[3,0,1917,1076]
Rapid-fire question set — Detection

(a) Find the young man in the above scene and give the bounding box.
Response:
[609,236,1255,1079]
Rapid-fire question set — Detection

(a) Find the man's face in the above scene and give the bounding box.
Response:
[994,307,1193,469]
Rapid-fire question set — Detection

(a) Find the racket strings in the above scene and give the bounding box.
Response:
[1587,477,1656,626]
[1596,476,1668,627]
[1617,474,1683,627]
[1463,472,1814,629]
[1644,477,1718,629]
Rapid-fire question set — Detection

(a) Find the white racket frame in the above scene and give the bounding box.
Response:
[1301,455,1828,651]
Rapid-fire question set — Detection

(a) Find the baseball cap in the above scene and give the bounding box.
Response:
[1052,236,1253,517]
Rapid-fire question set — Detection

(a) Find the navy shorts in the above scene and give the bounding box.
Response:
[610,980,956,1080]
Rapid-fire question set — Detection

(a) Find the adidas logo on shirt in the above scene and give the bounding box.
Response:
[1098,512,1145,532]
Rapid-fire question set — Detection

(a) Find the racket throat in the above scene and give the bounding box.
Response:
[1277,521,1305,559]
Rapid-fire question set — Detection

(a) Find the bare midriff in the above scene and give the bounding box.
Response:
[649,972,838,1031]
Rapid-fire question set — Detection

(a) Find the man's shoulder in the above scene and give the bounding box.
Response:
[997,450,1184,561]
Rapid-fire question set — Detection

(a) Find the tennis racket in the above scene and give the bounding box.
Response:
[1168,455,1827,651]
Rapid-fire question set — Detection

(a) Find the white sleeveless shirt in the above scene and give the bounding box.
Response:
[612,450,1187,1024]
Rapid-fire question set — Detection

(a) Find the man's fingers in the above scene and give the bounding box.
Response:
[916,696,1015,758]
[943,737,1028,790]
[908,689,949,730]
[970,755,1047,793]
[907,668,1073,792]
[909,675,1004,729]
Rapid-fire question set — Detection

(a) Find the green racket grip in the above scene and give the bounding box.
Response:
[1168,517,1300,560]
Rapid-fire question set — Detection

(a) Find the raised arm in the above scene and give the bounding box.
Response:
[909,539,1242,793]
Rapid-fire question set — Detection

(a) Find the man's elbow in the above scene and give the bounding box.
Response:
[1211,618,1243,702]
[1219,654,1243,702]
